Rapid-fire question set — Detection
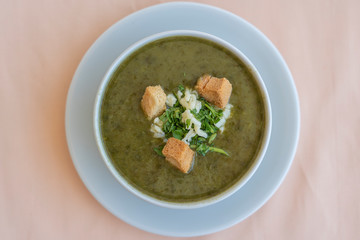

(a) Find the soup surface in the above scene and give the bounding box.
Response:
[101,36,265,202]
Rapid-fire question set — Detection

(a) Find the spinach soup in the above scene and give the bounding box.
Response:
[100,36,265,202]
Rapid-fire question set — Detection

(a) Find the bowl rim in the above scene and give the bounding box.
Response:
[93,29,272,209]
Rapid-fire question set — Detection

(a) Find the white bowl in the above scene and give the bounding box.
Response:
[94,30,272,209]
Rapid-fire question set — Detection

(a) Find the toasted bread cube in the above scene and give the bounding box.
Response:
[195,74,232,109]
[162,138,194,173]
[141,85,166,120]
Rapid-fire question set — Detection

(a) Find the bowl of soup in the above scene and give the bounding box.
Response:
[94,30,272,209]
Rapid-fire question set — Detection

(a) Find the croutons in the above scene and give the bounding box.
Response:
[162,137,195,173]
[195,74,232,109]
[141,85,166,120]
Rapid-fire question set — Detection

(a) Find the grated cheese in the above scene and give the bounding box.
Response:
[150,117,165,139]
[165,93,177,107]
[215,104,233,132]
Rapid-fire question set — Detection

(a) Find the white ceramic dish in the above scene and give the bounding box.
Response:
[65,2,300,237]
[93,30,272,209]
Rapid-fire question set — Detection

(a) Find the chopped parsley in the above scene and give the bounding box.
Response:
[155,85,229,157]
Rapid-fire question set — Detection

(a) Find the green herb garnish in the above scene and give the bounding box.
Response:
[178,84,185,92]
[158,85,229,157]
[208,133,217,144]
[209,147,229,156]
[172,129,185,140]
[154,145,165,156]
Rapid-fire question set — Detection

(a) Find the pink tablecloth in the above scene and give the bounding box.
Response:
[1,0,359,239]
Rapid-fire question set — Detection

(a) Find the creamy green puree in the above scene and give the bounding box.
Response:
[100,36,265,202]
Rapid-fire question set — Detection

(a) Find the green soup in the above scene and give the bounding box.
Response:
[100,36,265,202]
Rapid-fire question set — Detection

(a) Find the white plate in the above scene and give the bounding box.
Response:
[65,2,300,237]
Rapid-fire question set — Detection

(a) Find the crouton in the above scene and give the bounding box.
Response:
[141,85,166,120]
[162,137,195,173]
[195,74,232,109]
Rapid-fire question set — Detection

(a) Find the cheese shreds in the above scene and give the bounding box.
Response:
[179,88,202,113]
[150,117,165,139]
[215,104,233,132]
[166,93,177,107]
[153,117,163,127]
[176,90,183,99]
[181,110,208,139]
[182,129,196,144]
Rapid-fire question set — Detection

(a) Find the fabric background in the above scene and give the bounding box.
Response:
[1,0,359,239]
